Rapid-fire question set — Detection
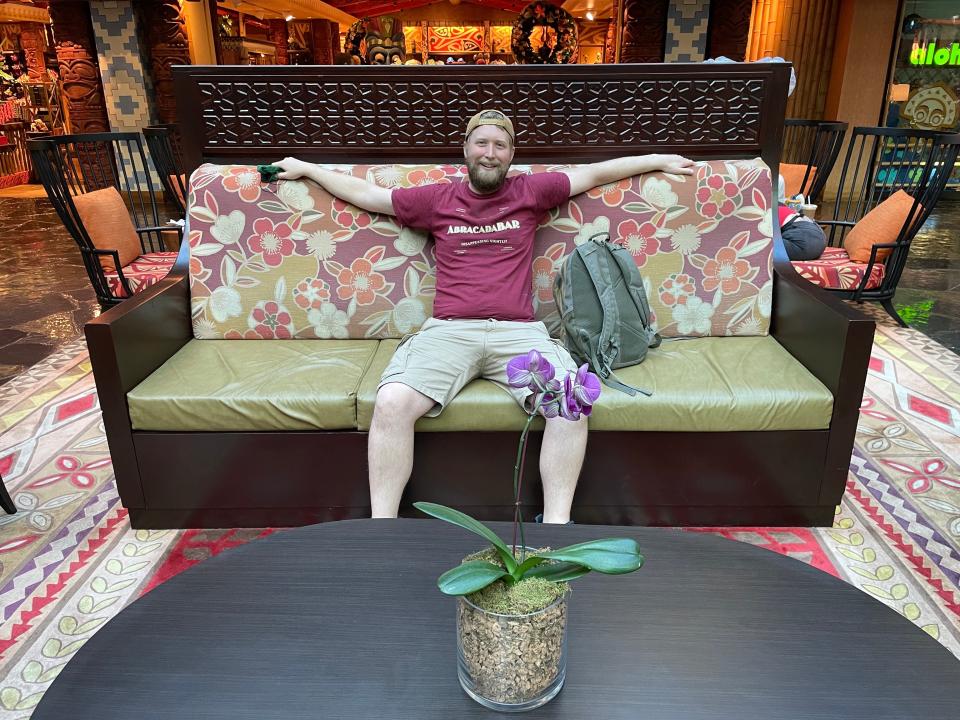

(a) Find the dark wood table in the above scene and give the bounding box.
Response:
[33,519,958,718]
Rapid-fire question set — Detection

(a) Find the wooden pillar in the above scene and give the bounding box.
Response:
[18,23,47,80]
[206,0,222,65]
[328,21,341,58]
[139,0,192,124]
[48,1,110,133]
[706,0,752,60]
[182,0,217,64]
[620,0,669,63]
[269,20,289,65]
[311,19,335,64]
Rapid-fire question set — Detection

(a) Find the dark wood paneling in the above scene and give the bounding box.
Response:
[269,19,289,66]
[172,63,792,171]
[707,0,753,61]
[620,0,668,63]
[128,428,832,528]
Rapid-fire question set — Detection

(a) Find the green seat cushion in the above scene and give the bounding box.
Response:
[357,336,833,432]
[129,339,380,431]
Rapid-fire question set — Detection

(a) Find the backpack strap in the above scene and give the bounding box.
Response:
[604,239,662,349]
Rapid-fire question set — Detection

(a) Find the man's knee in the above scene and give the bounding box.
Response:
[373,383,434,426]
[545,414,589,435]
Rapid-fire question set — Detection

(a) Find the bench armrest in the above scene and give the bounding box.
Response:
[771,255,875,506]
[84,268,191,508]
[771,258,874,397]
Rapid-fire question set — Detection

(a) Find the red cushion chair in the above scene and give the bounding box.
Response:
[28,133,183,309]
[104,252,179,298]
[791,247,885,291]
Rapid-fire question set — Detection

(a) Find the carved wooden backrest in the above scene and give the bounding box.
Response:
[172,64,790,170]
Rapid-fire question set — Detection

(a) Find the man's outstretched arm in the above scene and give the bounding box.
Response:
[561,154,696,197]
[274,157,396,216]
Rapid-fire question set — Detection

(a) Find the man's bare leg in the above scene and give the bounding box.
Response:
[539,415,588,523]
[368,382,435,518]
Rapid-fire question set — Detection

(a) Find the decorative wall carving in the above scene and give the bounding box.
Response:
[174,65,789,171]
[620,0,668,63]
[139,0,191,124]
[707,0,751,61]
[18,23,47,80]
[269,20,289,66]
[604,17,616,63]
[49,1,110,133]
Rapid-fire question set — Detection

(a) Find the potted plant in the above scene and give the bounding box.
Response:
[414,350,645,712]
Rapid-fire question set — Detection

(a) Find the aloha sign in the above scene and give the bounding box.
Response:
[910,41,960,66]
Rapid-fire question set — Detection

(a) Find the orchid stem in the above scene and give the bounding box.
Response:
[512,405,539,563]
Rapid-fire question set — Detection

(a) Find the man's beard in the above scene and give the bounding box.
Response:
[467,158,509,192]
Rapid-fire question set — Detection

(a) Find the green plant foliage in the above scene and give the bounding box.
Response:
[415,502,644,595]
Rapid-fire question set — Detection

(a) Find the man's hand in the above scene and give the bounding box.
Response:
[654,154,695,175]
[274,157,315,181]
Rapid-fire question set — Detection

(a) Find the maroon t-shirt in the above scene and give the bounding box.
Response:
[391,172,571,321]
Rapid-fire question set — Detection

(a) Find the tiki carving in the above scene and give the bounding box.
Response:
[604,18,616,63]
[49,1,110,133]
[18,23,47,80]
[269,20,289,66]
[140,0,192,124]
[620,0,668,63]
[707,0,752,61]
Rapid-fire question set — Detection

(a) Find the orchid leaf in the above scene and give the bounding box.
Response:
[437,561,509,596]
[537,538,644,574]
[413,502,518,574]
[515,555,547,577]
[523,561,592,583]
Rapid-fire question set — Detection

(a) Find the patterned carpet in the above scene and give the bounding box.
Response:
[0,324,958,715]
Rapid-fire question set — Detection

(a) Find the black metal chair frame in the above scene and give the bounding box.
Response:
[782,119,848,204]
[0,473,15,514]
[143,124,187,216]
[816,127,960,326]
[28,132,183,309]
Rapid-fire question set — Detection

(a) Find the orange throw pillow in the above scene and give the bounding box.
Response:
[72,187,142,272]
[780,163,816,198]
[169,173,186,206]
[843,189,921,264]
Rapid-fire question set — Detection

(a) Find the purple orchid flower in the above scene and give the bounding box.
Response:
[559,365,602,421]
[506,349,556,392]
[507,351,601,555]
[572,363,602,407]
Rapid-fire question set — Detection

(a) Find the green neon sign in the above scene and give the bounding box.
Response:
[909,42,960,66]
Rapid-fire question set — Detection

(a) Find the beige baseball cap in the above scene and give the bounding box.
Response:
[464,109,515,142]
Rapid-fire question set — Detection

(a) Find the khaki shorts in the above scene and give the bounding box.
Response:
[379,318,580,417]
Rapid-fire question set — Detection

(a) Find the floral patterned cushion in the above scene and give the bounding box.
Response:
[186,159,774,340]
[791,246,885,291]
[104,252,178,298]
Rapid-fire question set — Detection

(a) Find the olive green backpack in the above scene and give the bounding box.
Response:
[553,232,661,396]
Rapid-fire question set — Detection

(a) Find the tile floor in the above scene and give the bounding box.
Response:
[0,190,957,388]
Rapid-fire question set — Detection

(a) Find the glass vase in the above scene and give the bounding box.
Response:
[456,589,568,712]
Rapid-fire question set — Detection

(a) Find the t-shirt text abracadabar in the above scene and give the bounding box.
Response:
[391,172,570,322]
